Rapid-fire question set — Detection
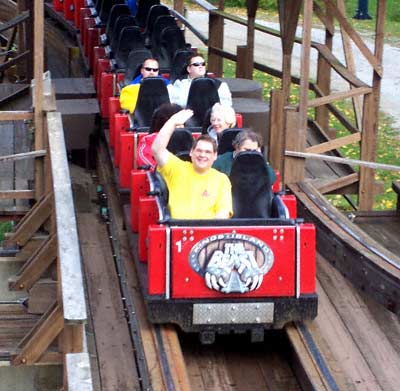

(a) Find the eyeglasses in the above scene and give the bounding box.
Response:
[190,62,206,67]
[143,67,159,72]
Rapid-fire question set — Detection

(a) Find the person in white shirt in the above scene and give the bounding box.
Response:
[170,55,232,108]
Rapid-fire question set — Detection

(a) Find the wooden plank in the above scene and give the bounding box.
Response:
[0,10,29,33]
[286,151,400,172]
[0,50,30,73]
[0,150,46,162]
[315,173,359,194]
[313,43,368,88]
[358,93,376,210]
[305,86,371,109]
[0,110,33,120]
[4,192,52,247]
[268,89,284,175]
[316,258,400,390]
[208,11,224,77]
[9,233,57,291]
[305,132,361,154]
[298,0,313,136]
[0,190,34,199]
[315,3,333,133]
[12,303,63,365]
[77,213,141,390]
[337,0,363,130]
[322,0,382,76]
[313,1,334,35]
[283,110,304,184]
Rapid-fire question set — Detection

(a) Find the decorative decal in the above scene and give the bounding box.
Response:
[189,233,274,293]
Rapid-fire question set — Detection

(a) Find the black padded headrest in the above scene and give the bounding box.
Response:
[230,151,273,218]
[167,129,194,156]
[217,128,243,155]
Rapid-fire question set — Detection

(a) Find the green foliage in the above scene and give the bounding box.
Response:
[0,221,13,242]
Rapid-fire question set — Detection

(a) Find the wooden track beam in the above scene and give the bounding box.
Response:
[9,233,57,291]
[3,192,53,247]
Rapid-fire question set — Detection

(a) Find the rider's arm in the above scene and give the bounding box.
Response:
[152,109,193,168]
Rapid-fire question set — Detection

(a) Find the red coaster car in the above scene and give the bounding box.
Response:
[127,151,318,343]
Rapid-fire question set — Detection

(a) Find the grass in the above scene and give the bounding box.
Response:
[0,221,13,242]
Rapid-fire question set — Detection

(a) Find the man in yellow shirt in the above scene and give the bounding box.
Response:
[152,109,232,219]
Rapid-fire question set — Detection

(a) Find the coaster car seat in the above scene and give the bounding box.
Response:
[132,77,170,128]
[217,128,243,155]
[121,48,153,87]
[114,26,145,69]
[157,26,188,72]
[167,129,194,161]
[169,49,192,83]
[230,151,274,218]
[185,77,220,127]
[101,4,131,45]
[143,4,170,45]
[135,0,160,28]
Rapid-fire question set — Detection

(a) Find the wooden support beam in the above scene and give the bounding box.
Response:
[9,233,57,291]
[0,110,33,121]
[337,0,363,130]
[268,89,285,175]
[208,10,224,77]
[313,1,334,35]
[283,110,304,184]
[3,192,53,247]
[315,173,359,194]
[0,190,35,199]
[358,94,376,210]
[12,302,63,365]
[305,132,361,154]
[322,0,382,76]
[0,150,46,162]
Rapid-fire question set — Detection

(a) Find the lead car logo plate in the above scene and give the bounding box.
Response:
[189,233,274,293]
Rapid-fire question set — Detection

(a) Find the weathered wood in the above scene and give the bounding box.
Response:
[0,150,46,163]
[298,0,313,138]
[305,132,361,154]
[27,279,57,314]
[47,111,87,323]
[0,10,29,33]
[77,213,141,390]
[12,303,63,365]
[359,93,376,210]
[315,2,333,134]
[299,87,372,109]
[315,173,359,194]
[208,11,224,77]
[9,233,57,291]
[322,0,382,76]
[0,110,33,120]
[337,0,363,130]
[4,192,52,248]
[279,0,302,104]
[286,150,400,172]
[283,110,304,184]
[268,89,284,175]
[0,190,34,199]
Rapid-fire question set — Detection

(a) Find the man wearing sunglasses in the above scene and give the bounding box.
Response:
[120,58,172,113]
[170,54,232,108]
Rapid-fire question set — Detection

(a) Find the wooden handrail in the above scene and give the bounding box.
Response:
[0,110,33,121]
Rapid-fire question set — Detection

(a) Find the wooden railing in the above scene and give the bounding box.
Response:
[181,0,387,211]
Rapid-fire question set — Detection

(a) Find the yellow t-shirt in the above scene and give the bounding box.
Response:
[119,84,140,113]
[158,153,232,219]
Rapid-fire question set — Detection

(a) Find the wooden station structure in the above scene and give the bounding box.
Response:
[0,0,397,389]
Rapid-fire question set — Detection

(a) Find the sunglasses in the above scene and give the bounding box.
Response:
[143,67,159,72]
[190,61,206,67]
